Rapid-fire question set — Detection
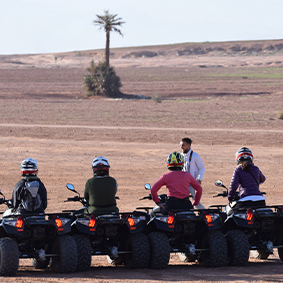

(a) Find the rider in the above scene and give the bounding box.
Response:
[150,151,202,212]
[12,158,48,214]
[84,156,119,215]
[228,147,266,210]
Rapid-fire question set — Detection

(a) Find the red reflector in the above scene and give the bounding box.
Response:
[128,217,135,227]
[89,215,96,228]
[55,218,63,228]
[16,216,24,228]
[205,214,213,223]
[246,208,253,221]
[167,212,174,225]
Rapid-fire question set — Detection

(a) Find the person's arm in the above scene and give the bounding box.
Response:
[228,168,239,202]
[189,177,202,206]
[259,170,266,184]
[40,182,48,210]
[195,154,205,182]
[84,180,90,202]
[150,175,166,204]
[12,180,23,209]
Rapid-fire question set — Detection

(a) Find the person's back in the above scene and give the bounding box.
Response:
[228,147,266,211]
[150,151,202,213]
[12,158,47,215]
[84,156,119,215]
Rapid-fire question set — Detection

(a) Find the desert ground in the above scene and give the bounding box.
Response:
[0,39,283,282]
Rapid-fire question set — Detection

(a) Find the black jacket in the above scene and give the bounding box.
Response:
[12,176,47,214]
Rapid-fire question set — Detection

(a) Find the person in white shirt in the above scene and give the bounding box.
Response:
[180,137,205,209]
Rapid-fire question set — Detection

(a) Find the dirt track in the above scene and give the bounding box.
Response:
[0,42,283,282]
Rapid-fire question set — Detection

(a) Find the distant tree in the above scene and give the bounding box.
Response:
[94,10,125,68]
[84,60,122,97]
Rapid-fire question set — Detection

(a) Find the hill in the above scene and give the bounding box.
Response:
[1,39,283,69]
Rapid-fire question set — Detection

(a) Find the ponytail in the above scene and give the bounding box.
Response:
[241,161,251,172]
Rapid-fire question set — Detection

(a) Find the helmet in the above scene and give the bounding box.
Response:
[92,156,110,174]
[235,147,253,165]
[20,158,38,176]
[167,151,184,168]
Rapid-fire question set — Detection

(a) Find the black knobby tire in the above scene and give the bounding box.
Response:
[31,258,50,269]
[0,237,19,276]
[225,230,249,266]
[148,232,170,269]
[178,252,196,263]
[198,230,227,267]
[50,235,78,273]
[124,233,150,269]
[251,250,270,260]
[72,234,92,271]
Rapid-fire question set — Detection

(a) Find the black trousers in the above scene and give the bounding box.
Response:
[150,197,193,218]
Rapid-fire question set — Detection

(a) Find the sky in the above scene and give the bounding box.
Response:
[1,0,283,55]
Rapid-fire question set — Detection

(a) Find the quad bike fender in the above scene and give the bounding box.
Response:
[71,219,96,235]
[147,217,174,232]
[225,214,253,229]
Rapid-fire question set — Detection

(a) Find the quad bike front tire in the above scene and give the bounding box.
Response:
[124,233,150,269]
[198,230,227,267]
[225,230,249,266]
[73,234,92,271]
[148,232,170,269]
[0,237,19,276]
[50,235,78,273]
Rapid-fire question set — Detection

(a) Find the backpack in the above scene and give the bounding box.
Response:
[21,180,42,211]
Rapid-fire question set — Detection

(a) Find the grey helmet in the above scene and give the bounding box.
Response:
[20,158,38,176]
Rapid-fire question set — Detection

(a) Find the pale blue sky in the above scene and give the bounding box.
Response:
[1,0,283,55]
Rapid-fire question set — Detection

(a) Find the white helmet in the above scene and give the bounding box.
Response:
[20,158,38,176]
[92,156,110,174]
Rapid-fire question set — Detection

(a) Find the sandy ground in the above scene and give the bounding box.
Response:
[0,41,283,282]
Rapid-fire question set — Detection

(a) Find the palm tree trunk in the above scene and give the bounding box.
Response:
[105,30,110,68]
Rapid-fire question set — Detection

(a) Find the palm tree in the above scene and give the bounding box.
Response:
[94,10,125,68]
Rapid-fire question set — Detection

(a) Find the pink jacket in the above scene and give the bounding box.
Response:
[151,171,202,206]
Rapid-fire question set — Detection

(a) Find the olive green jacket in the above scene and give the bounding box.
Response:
[84,175,119,214]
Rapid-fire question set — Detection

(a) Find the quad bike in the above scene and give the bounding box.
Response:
[63,183,150,272]
[211,179,283,266]
[0,190,77,276]
[135,183,227,269]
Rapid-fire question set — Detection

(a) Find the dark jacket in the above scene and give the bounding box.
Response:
[228,164,266,202]
[12,176,47,214]
[84,175,119,214]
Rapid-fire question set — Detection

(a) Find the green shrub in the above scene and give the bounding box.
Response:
[83,60,122,97]
[278,111,283,120]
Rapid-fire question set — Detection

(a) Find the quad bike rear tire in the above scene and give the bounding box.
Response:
[50,235,78,273]
[225,230,249,266]
[73,234,92,271]
[198,230,227,267]
[124,233,150,269]
[0,237,19,276]
[148,232,170,269]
